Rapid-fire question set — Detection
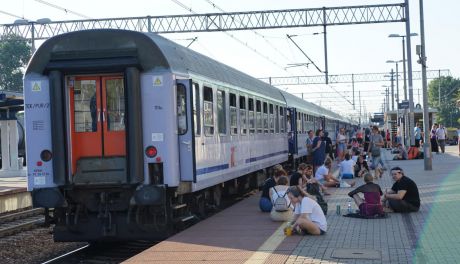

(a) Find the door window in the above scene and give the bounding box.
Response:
[105,79,125,131]
[73,80,97,132]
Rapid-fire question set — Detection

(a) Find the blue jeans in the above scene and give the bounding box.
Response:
[371,156,382,170]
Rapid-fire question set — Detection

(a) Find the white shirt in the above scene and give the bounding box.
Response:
[294,197,327,231]
[315,165,328,181]
[436,127,446,140]
[340,159,355,176]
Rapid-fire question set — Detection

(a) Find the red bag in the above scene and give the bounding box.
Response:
[408,146,419,160]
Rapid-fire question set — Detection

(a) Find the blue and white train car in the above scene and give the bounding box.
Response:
[23,29,289,241]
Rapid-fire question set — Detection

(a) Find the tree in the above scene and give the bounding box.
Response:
[428,76,460,127]
[0,35,31,92]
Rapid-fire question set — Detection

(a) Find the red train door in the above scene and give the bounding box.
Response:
[69,75,126,174]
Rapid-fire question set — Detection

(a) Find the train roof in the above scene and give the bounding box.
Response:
[279,89,352,122]
[26,29,284,102]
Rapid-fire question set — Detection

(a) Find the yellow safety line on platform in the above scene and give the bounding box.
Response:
[244,223,286,264]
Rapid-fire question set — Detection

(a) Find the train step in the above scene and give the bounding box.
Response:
[172,204,187,210]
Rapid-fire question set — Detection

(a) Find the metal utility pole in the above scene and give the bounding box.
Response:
[405,0,415,147]
[352,74,355,110]
[390,69,395,110]
[359,91,362,125]
[402,37,408,101]
[418,0,432,170]
[323,8,329,84]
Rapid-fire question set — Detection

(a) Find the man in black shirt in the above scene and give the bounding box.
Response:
[383,166,420,212]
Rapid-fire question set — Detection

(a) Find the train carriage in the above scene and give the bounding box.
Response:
[24,29,290,241]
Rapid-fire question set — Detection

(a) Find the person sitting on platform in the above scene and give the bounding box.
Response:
[339,153,355,179]
[315,158,355,190]
[347,172,384,217]
[269,176,293,221]
[393,144,408,160]
[259,164,286,212]
[287,186,327,235]
[354,154,369,178]
[382,166,420,213]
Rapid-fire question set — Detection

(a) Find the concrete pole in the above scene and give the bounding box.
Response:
[419,0,432,170]
[396,63,399,104]
[438,70,441,107]
[352,74,355,110]
[405,0,415,147]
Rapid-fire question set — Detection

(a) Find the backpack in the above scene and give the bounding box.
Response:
[272,187,290,212]
[306,183,328,215]
[408,146,420,160]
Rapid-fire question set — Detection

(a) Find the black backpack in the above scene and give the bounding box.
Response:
[306,183,328,215]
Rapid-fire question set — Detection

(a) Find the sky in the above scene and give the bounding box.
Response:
[1,0,459,121]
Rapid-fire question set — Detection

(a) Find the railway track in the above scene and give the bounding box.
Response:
[42,190,257,263]
[0,208,45,238]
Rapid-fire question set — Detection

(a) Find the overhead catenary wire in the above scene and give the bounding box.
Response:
[202,0,294,64]
[170,0,289,73]
[34,0,92,19]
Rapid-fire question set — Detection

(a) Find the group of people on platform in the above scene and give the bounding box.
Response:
[259,125,421,236]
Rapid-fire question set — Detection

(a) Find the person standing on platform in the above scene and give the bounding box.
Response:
[414,123,422,148]
[457,127,460,156]
[305,130,314,164]
[312,129,326,172]
[323,131,334,160]
[430,124,439,154]
[436,124,447,154]
[382,167,420,213]
[367,126,384,171]
[336,128,347,161]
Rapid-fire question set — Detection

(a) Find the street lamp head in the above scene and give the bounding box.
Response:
[388,33,418,38]
[36,18,52,24]
[386,60,395,63]
[14,19,29,25]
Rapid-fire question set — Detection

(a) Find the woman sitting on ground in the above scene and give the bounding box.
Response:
[287,186,327,235]
[269,176,293,221]
[347,172,384,217]
[354,154,369,178]
[339,153,355,179]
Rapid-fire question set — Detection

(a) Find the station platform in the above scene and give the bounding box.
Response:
[0,176,30,214]
[125,146,460,263]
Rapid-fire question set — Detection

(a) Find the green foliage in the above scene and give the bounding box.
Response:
[428,76,460,127]
[0,35,32,92]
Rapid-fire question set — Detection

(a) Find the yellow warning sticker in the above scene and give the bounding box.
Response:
[32,81,41,92]
[153,76,163,86]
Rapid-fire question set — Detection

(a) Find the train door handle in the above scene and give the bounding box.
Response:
[103,109,107,122]
[182,140,191,145]
[97,109,101,122]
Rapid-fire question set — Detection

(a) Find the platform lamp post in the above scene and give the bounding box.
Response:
[13,18,52,53]
[389,32,418,147]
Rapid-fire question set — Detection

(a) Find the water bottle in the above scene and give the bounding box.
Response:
[347,199,352,214]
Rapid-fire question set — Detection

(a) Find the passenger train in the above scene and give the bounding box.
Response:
[24,29,354,241]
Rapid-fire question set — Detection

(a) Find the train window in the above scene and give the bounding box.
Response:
[275,105,279,133]
[239,96,247,134]
[269,104,274,133]
[229,93,237,135]
[193,83,201,136]
[298,113,301,133]
[248,98,255,134]
[303,113,307,133]
[280,107,286,133]
[217,90,227,135]
[263,102,268,133]
[203,86,214,135]
[177,84,187,135]
[73,79,97,132]
[256,100,262,134]
[106,79,125,132]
